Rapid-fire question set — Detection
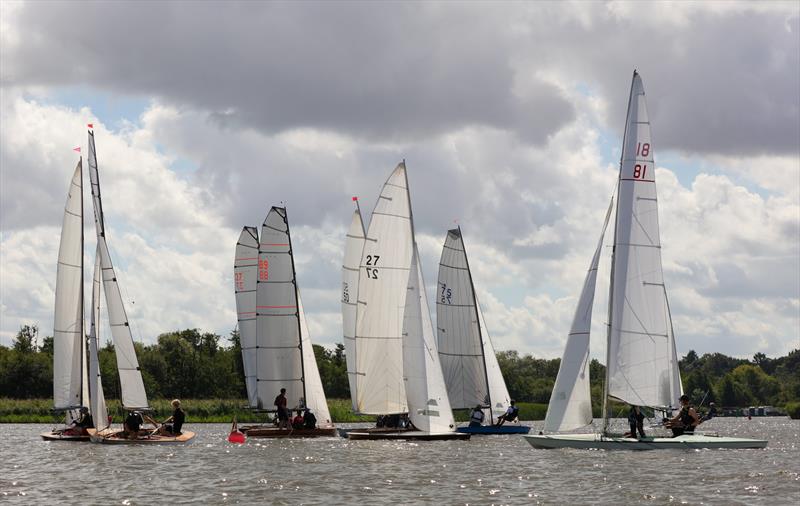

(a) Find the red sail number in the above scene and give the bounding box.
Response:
[258,259,269,281]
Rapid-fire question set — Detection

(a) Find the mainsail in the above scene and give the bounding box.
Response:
[53,160,85,411]
[341,207,365,411]
[354,163,412,414]
[436,228,510,422]
[403,247,456,433]
[234,226,259,407]
[605,71,681,411]
[87,131,149,410]
[544,198,613,432]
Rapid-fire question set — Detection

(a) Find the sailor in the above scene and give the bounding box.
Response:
[274,388,289,429]
[667,394,699,436]
[626,405,646,439]
[68,406,94,435]
[303,408,317,429]
[291,410,305,429]
[468,405,485,427]
[495,400,519,426]
[157,399,185,436]
[701,402,718,422]
[124,411,144,439]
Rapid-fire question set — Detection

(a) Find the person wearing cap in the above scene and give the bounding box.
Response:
[667,394,699,436]
[495,400,519,426]
[701,402,718,422]
[468,405,485,427]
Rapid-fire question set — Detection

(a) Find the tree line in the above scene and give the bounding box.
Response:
[1,324,798,411]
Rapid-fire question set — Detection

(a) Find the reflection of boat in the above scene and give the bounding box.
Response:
[346,162,466,441]
[42,146,109,442]
[233,207,334,438]
[436,228,528,436]
[525,72,767,451]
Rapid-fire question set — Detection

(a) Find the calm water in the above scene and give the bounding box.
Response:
[1,418,798,505]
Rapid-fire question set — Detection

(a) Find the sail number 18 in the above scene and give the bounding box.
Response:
[633,143,650,179]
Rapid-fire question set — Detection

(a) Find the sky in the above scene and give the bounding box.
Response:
[0,1,798,361]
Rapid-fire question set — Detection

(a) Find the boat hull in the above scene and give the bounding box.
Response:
[244,427,337,438]
[336,427,413,438]
[347,430,470,441]
[88,428,196,444]
[40,430,90,441]
[456,425,530,435]
[524,433,768,450]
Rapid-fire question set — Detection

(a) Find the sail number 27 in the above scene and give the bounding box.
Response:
[365,255,379,279]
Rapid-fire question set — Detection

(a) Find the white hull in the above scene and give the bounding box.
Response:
[524,433,767,450]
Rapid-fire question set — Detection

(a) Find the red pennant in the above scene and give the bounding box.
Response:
[73,147,81,153]
[87,123,93,129]
[352,196,358,201]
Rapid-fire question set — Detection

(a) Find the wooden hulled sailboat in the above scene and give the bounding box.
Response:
[81,130,194,444]
[524,72,766,450]
[345,162,468,441]
[436,228,528,435]
[233,207,335,438]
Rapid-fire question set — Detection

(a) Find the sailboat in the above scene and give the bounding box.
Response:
[346,162,468,441]
[436,228,528,435]
[524,71,767,450]
[81,130,194,444]
[341,201,365,413]
[234,206,335,438]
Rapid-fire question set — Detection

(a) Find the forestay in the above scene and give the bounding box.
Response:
[53,161,85,411]
[341,209,365,411]
[355,163,412,414]
[234,226,259,408]
[607,72,681,409]
[88,249,109,428]
[88,131,149,410]
[545,198,613,432]
[256,207,304,410]
[403,248,456,433]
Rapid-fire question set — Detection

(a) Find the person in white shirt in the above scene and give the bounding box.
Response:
[468,405,485,427]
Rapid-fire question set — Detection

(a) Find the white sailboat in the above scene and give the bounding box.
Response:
[238,206,335,437]
[341,203,365,412]
[436,227,526,435]
[346,162,467,441]
[525,71,766,450]
[83,130,194,444]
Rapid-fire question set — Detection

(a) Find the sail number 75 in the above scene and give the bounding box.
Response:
[365,255,380,279]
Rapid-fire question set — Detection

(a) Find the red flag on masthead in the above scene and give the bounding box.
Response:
[73,147,81,153]
[352,196,358,201]
[87,123,93,129]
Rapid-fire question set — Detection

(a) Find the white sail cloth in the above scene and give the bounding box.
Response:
[341,209,365,411]
[53,161,85,410]
[544,199,613,432]
[88,131,149,410]
[607,72,681,409]
[403,248,456,433]
[234,226,259,407]
[89,248,109,427]
[354,163,412,414]
[299,295,333,426]
[437,228,510,421]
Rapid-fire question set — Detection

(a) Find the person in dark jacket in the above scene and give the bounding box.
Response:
[667,395,699,436]
[158,399,185,436]
[626,405,646,438]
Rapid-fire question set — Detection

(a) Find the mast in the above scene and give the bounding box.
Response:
[283,207,308,407]
[459,226,494,424]
[602,70,637,435]
[79,157,85,408]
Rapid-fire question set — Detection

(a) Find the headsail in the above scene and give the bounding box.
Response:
[255,207,304,410]
[53,160,85,411]
[341,208,365,411]
[299,295,333,426]
[545,197,613,432]
[403,247,456,433]
[354,163,412,414]
[87,131,149,410]
[88,247,109,427]
[436,228,510,422]
[234,226,259,407]
[606,71,681,410]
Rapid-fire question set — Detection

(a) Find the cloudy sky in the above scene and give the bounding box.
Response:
[1,1,798,361]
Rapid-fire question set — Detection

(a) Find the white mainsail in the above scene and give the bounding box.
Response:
[436,227,511,422]
[299,295,333,426]
[606,71,681,410]
[403,247,456,433]
[354,163,412,414]
[341,208,365,411]
[544,198,613,432]
[234,226,259,407]
[87,131,149,410]
[53,160,85,411]
[88,248,109,427]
